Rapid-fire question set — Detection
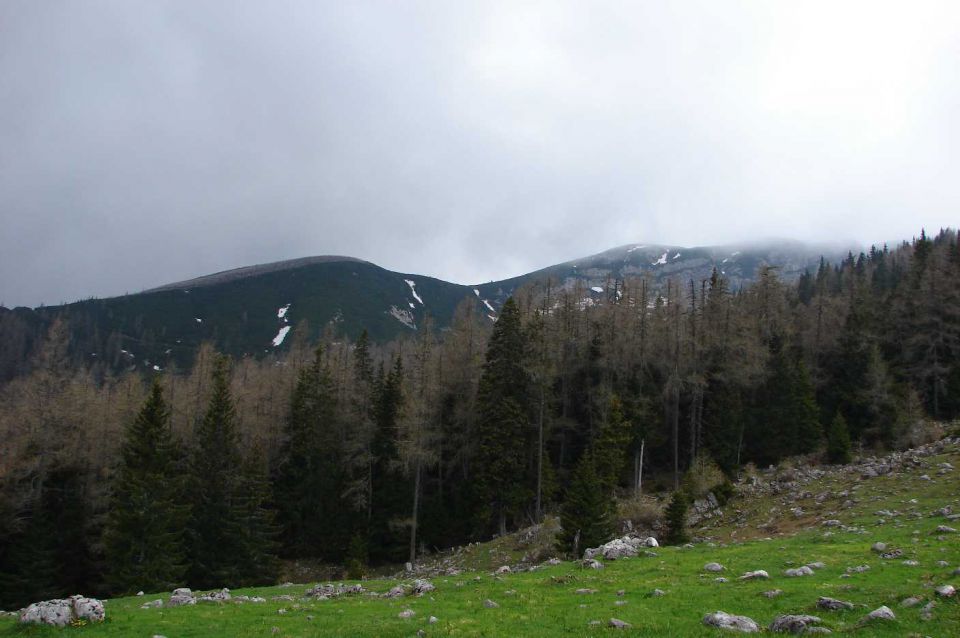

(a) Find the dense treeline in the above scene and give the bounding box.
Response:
[1,229,958,609]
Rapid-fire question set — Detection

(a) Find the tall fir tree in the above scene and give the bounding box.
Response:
[826,413,852,464]
[273,346,350,561]
[557,453,614,557]
[232,449,280,586]
[664,489,691,545]
[185,355,245,588]
[475,297,531,536]
[103,381,187,594]
[749,335,821,465]
[592,394,631,494]
[367,355,410,563]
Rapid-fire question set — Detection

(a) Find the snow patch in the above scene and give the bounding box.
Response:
[652,252,668,266]
[474,289,480,297]
[487,314,497,322]
[195,317,203,323]
[408,302,415,309]
[404,279,424,305]
[277,304,291,319]
[626,244,647,253]
[722,258,728,264]
[153,365,161,371]
[672,252,681,259]
[388,306,417,330]
[271,326,292,347]
[482,299,496,313]
[591,286,604,293]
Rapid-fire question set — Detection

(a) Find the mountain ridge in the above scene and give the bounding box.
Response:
[0,239,846,381]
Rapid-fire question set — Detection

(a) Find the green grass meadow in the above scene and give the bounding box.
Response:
[3,447,958,637]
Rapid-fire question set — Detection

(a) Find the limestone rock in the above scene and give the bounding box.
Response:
[167,588,196,607]
[816,597,853,611]
[411,579,435,596]
[738,570,769,580]
[198,588,231,603]
[704,562,725,572]
[702,610,760,633]
[863,606,895,622]
[935,585,956,598]
[769,614,822,633]
[784,566,814,577]
[19,596,105,627]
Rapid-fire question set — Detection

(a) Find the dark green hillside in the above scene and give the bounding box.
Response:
[0,241,839,380]
[24,260,480,372]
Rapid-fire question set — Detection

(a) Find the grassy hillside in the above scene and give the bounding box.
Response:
[3,439,957,637]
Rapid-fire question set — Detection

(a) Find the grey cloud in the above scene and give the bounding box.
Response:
[2,1,958,307]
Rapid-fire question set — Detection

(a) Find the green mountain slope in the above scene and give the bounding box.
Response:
[0,241,841,378]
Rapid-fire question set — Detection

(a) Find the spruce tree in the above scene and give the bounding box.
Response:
[273,346,350,561]
[557,453,614,557]
[826,413,852,464]
[749,335,821,464]
[593,395,631,494]
[475,297,531,536]
[185,355,245,588]
[664,489,691,545]
[368,356,409,563]
[104,381,187,594]
[232,450,280,586]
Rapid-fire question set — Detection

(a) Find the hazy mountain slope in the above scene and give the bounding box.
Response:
[0,240,844,378]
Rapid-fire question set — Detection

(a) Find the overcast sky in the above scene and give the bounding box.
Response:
[2,1,958,307]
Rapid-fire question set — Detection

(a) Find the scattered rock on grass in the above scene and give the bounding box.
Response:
[19,596,105,627]
[761,590,783,599]
[411,579,435,596]
[398,609,415,619]
[738,570,769,581]
[862,606,895,622]
[608,618,631,629]
[704,562,725,572]
[483,599,499,608]
[935,585,956,598]
[784,566,814,577]
[816,597,853,611]
[768,614,823,633]
[167,588,195,607]
[702,611,759,633]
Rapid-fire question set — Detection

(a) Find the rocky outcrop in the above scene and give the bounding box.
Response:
[702,610,759,632]
[583,535,658,560]
[19,596,104,627]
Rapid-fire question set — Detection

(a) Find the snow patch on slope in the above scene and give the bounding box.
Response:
[652,252,668,266]
[277,304,291,319]
[482,299,496,313]
[388,306,417,330]
[272,326,292,347]
[591,286,604,293]
[405,279,424,305]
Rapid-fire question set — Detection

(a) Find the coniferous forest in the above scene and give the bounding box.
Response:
[1,229,958,609]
